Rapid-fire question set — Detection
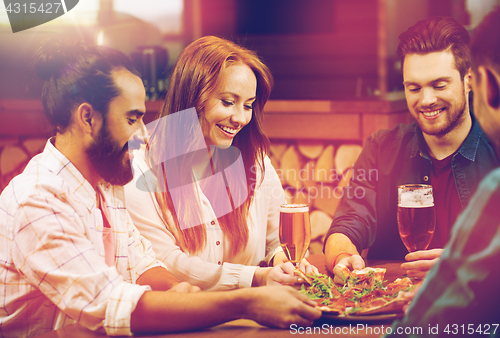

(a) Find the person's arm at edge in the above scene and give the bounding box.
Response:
[323,133,382,278]
[130,286,322,333]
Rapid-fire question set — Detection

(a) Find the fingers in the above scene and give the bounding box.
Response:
[292,288,319,307]
[402,250,441,279]
[401,257,438,273]
[281,262,296,275]
[267,263,300,285]
[405,269,427,279]
[276,274,301,285]
[298,259,319,275]
[405,248,443,261]
[333,275,344,285]
[167,282,200,293]
[269,261,320,286]
[283,288,322,328]
[249,286,321,329]
[332,255,364,284]
[332,261,346,284]
[307,265,319,275]
[294,304,322,324]
[348,255,365,270]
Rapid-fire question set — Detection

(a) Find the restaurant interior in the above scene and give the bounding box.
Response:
[0,0,498,255]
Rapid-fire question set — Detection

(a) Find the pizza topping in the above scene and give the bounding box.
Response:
[300,267,419,316]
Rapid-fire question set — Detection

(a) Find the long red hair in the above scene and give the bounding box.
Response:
[147,36,273,255]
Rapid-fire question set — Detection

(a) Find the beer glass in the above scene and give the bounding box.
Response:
[279,204,311,267]
[397,184,436,252]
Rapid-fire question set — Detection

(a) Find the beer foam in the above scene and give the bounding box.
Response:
[280,204,309,213]
[398,185,434,207]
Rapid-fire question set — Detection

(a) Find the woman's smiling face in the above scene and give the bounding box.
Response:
[200,63,257,148]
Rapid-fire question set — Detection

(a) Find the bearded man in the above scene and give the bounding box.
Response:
[387,6,500,334]
[0,41,320,337]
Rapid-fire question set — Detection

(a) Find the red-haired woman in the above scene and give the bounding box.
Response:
[125,36,317,290]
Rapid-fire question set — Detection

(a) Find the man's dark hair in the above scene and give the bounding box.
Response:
[35,40,140,133]
[397,16,471,79]
[471,6,500,74]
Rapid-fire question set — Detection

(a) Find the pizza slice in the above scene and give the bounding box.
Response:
[337,263,386,287]
[294,268,313,285]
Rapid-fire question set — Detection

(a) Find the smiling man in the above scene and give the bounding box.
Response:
[386,7,500,335]
[0,41,320,337]
[325,16,499,281]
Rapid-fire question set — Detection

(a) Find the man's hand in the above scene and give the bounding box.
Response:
[332,255,365,284]
[244,285,322,328]
[401,248,443,279]
[167,281,201,293]
[398,285,422,313]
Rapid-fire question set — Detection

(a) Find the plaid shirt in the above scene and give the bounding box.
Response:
[0,139,164,337]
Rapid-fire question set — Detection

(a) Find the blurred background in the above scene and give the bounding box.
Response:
[0,0,498,252]
[1,0,498,100]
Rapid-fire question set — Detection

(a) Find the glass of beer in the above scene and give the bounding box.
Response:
[397,184,436,252]
[279,204,311,267]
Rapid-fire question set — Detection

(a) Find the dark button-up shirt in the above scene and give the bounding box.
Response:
[325,117,499,260]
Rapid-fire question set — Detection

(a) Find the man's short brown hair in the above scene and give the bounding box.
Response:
[397,16,471,79]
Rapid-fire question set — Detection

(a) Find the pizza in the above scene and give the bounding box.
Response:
[300,264,419,316]
[294,268,313,285]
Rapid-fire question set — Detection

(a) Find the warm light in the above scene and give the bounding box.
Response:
[113,0,183,34]
[96,30,105,46]
[0,0,182,32]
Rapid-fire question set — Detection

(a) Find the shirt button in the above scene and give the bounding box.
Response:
[218,261,221,265]
[211,221,215,225]
[216,241,220,246]
[423,176,429,181]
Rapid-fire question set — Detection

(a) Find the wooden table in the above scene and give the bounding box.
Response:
[37,255,405,338]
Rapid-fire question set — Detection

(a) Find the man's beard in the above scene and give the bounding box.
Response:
[86,121,133,186]
[417,89,468,137]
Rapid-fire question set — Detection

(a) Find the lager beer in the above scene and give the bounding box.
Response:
[397,184,435,252]
[279,204,311,266]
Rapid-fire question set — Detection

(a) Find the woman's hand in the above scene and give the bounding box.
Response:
[266,260,319,286]
[297,258,319,275]
[266,262,302,285]
[166,281,201,293]
[272,252,318,275]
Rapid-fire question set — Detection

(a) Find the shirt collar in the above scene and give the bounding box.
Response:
[456,116,482,161]
[409,115,482,162]
[40,138,97,213]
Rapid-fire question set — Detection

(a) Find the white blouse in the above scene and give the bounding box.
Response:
[124,146,286,290]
